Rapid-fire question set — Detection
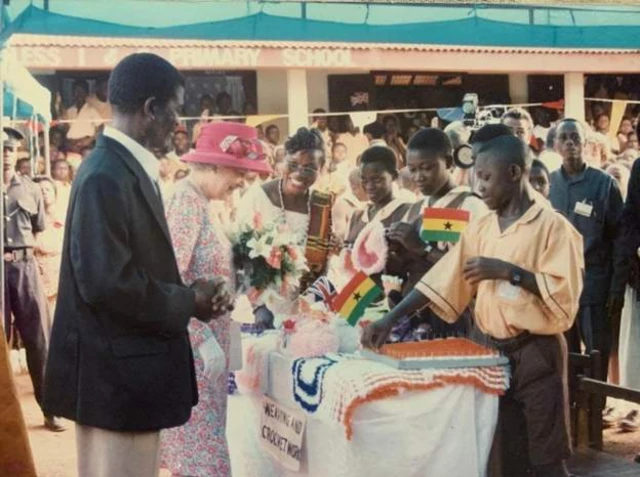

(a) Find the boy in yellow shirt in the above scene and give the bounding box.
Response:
[363,130,584,477]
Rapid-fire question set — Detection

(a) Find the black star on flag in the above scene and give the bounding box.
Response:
[353,292,362,301]
[444,221,453,231]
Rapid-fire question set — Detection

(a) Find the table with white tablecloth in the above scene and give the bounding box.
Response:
[229,345,503,477]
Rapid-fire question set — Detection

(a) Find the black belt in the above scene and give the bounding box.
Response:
[487,331,533,354]
[3,248,34,262]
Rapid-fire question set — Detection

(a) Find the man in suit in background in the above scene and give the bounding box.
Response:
[43,53,233,477]
[549,118,625,380]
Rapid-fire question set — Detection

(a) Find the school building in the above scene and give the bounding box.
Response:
[3,2,640,134]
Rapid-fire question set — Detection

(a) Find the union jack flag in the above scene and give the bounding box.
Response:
[303,276,337,304]
[350,92,369,107]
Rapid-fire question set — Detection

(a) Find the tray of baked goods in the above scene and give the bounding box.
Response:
[361,338,509,370]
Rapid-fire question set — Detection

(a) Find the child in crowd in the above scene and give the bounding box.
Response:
[386,128,488,338]
[363,128,584,477]
[332,168,367,243]
[529,159,551,199]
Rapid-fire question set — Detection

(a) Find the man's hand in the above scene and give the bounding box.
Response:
[463,257,511,286]
[386,222,425,257]
[192,277,233,322]
[361,316,396,350]
[211,282,234,317]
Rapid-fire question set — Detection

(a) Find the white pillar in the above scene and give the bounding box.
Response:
[256,70,289,137]
[287,69,309,133]
[508,74,529,105]
[257,70,287,115]
[564,72,585,122]
[306,71,330,113]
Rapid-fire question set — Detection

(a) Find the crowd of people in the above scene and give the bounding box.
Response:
[3,51,640,477]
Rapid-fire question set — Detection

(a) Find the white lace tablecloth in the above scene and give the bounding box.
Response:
[229,351,500,477]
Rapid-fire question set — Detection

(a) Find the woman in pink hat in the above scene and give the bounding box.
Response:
[160,122,270,477]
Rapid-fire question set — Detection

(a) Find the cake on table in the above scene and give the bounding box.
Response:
[362,337,509,370]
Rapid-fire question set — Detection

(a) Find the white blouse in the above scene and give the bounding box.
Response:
[236,183,310,244]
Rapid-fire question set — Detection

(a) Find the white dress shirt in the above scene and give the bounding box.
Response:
[103,126,160,186]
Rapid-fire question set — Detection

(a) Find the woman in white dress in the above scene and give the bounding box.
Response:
[237,127,334,327]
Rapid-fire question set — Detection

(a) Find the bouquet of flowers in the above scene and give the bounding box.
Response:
[232,212,308,305]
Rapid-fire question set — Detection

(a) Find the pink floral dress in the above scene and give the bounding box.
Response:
[160,180,233,477]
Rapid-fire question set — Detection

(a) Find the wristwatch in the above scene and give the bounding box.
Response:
[422,244,434,259]
[509,268,523,287]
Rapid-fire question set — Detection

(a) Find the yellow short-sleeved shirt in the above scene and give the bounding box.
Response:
[415,200,585,339]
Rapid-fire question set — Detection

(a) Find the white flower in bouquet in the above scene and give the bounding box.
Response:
[246,234,272,260]
[272,229,296,248]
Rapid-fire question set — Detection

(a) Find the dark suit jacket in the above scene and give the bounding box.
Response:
[549,166,625,304]
[43,134,198,432]
[620,159,640,291]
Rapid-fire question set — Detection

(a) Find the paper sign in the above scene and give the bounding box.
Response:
[260,396,307,471]
[574,201,593,218]
[497,281,521,301]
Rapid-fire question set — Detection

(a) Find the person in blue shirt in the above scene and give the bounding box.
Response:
[549,118,626,379]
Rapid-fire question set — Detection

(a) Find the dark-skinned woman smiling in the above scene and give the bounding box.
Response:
[237,128,334,327]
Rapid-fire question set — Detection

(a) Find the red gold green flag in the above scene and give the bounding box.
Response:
[421,207,470,243]
[331,271,382,326]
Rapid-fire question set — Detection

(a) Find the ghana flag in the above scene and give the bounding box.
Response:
[421,207,470,243]
[331,271,382,326]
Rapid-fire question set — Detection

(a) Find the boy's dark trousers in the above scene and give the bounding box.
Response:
[488,333,571,477]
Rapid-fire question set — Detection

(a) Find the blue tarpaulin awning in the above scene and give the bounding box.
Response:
[1,2,640,50]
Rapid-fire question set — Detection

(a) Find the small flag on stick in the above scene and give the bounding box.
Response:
[331,271,382,326]
[303,276,337,304]
[421,208,470,243]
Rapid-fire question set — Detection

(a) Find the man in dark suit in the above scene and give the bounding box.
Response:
[549,118,625,380]
[43,53,233,477]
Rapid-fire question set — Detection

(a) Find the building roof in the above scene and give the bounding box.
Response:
[9,34,640,56]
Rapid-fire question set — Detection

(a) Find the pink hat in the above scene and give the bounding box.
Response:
[181,122,272,174]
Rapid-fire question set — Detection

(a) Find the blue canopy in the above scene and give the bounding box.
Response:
[1,1,640,49]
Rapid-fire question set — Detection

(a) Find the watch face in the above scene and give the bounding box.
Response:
[510,271,523,285]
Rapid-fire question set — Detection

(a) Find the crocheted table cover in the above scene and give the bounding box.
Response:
[292,349,509,440]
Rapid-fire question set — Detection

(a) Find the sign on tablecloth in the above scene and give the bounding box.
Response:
[260,396,307,471]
